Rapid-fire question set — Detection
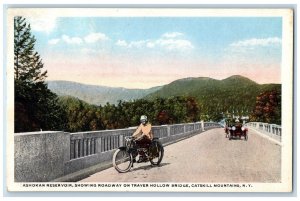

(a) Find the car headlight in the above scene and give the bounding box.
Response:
[232,126,236,131]
[242,127,245,131]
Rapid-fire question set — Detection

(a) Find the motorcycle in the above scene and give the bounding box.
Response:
[112,136,164,173]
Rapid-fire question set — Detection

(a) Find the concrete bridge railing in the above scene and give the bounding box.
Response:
[246,122,282,142]
[14,122,221,182]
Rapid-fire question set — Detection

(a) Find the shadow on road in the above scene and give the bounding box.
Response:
[228,137,248,141]
[131,162,171,172]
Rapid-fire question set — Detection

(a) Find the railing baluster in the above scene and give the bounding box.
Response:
[109,136,112,151]
[91,138,95,154]
[105,137,108,152]
[101,137,104,152]
[106,137,109,151]
[70,140,74,160]
[83,139,87,156]
[113,135,118,149]
[78,139,82,157]
[87,138,91,155]
[74,140,79,159]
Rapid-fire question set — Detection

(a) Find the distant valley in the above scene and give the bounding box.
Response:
[47,80,162,105]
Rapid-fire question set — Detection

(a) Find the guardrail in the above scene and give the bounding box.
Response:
[68,122,219,161]
[246,122,281,142]
[15,122,221,182]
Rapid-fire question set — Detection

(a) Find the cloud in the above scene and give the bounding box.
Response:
[116,40,128,47]
[48,38,60,45]
[128,40,148,48]
[115,40,146,48]
[115,32,193,51]
[48,32,109,45]
[229,37,281,47]
[221,37,282,67]
[84,32,109,43]
[146,42,155,48]
[62,35,83,45]
[27,16,57,33]
[156,38,193,50]
[48,31,193,51]
[162,32,184,38]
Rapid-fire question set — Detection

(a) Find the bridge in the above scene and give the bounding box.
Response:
[14,122,282,183]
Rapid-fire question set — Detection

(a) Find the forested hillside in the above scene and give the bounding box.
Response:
[145,75,281,120]
[58,95,200,132]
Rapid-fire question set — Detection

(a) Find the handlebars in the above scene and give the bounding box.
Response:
[125,134,146,141]
[125,136,134,141]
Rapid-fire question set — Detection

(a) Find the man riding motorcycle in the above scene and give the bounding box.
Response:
[132,115,153,163]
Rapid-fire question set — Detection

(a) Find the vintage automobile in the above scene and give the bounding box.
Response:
[224,119,248,141]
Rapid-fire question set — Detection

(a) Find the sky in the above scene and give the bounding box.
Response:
[27,16,282,89]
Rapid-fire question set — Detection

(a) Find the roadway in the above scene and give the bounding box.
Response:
[80,128,281,183]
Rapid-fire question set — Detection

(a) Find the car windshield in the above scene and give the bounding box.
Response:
[226,119,243,126]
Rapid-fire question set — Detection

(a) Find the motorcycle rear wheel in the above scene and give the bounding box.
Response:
[112,148,133,173]
[149,141,164,166]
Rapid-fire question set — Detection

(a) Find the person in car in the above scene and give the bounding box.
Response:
[235,119,241,126]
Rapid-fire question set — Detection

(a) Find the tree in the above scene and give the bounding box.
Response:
[250,90,281,125]
[14,16,66,132]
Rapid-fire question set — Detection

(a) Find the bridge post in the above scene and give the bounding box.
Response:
[270,124,274,135]
[14,131,70,182]
[119,134,124,147]
[96,137,102,153]
[201,120,205,131]
[167,125,171,137]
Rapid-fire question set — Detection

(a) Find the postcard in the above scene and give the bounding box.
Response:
[6,8,293,192]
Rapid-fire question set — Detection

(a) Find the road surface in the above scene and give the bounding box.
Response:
[80,128,281,183]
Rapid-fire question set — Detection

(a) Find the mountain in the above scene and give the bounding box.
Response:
[47,75,281,113]
[47,80,162,105]
[145,75,281,114]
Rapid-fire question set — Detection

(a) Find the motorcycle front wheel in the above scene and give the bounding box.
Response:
[112,148,133,173]
[149,141,164,166]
